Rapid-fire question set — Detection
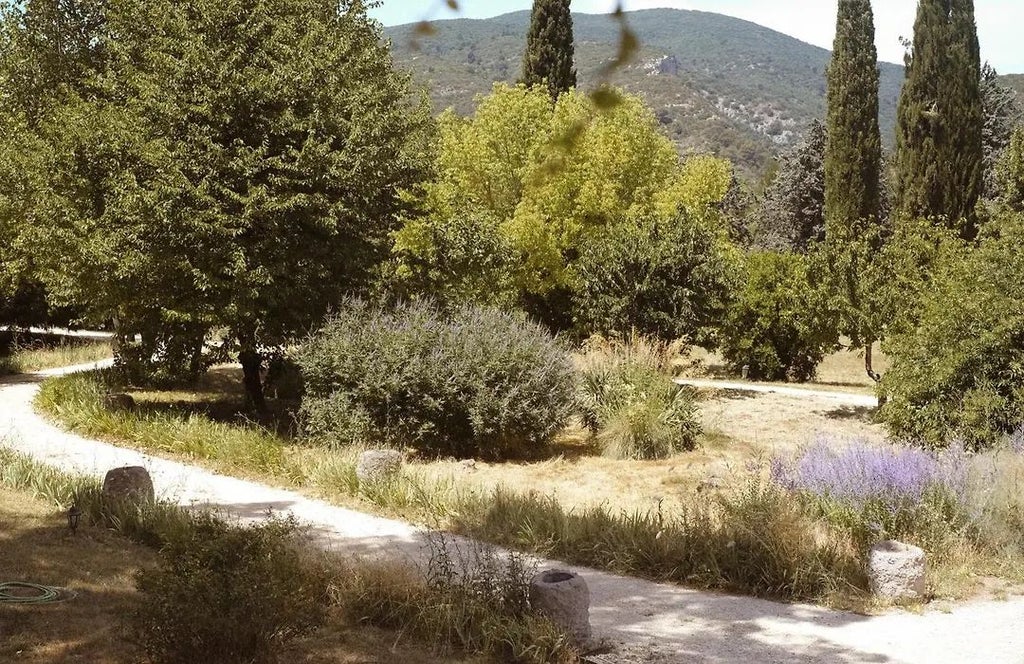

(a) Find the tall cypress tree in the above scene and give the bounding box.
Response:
[521,0,576,99]
[825,0,881,239]
[894,0,982,237]
[824,0,884,380]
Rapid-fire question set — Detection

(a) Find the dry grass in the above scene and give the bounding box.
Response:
[677,341,890,395]
[0,485,155,663]
[0,482,485,664]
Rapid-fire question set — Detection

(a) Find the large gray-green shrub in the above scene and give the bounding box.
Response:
[297,300,577,459]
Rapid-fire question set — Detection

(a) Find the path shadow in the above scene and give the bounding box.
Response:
[585,576,891,663]
[0,513,153,662]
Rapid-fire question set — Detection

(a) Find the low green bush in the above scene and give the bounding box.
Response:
[717,251,837,381]
[131,515,326,664]
[577,336,700,459]
[297,300,577,459]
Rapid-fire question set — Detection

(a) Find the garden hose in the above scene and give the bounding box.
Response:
[0,582,67,604]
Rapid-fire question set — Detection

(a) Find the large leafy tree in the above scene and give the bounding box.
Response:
[0,0,106,327]
[894,0,983,237]
[4,0,430,407]
[392,84,736,339]
[521,0,576,99]
[824,0,884,380]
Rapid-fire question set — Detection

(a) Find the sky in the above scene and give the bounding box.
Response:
[367,1,1024,73]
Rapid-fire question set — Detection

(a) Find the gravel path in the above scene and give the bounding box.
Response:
[675,378,878,408]
[3,363,1023,663]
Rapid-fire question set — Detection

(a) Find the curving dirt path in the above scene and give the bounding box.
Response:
[3,363,1024,663]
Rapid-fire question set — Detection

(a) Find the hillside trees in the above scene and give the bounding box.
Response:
[1,0,430,407]
[824,0,884,380]
[521,0,576,99]
[894,0,983,237]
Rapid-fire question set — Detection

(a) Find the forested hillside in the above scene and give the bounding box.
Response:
[386,9,1020,181]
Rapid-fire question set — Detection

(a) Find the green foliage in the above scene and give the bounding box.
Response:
[576,336,700,459]
[981,64,1023,199]
[996,125,1024,212]
[894,0,983,236]
[572,209,740,344]
[718,251,837,382]
[131,515,325,664]
[1,0,431,395]
[751,121,826,252]
[880,213,1024,448]
[297,300,577,459]
[393,84,735,334]
[823,0,883,359]
[521,0,576,99]
[825,0,882,235]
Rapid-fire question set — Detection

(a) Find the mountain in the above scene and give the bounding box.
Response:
[1002,74,1024,98]
[385,9,1021,181]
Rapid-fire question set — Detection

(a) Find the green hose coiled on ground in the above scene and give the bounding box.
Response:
[0,582,65,604]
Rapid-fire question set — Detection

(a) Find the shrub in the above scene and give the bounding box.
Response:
[297,300,577,459]
[880,212,1024,448]
[577,335,700,459]
[572,208,739,344]
[334,535,578,663]
[717,251,837,381]
[131,515,325,664]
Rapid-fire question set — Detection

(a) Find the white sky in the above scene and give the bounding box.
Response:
[369,0,1024,73]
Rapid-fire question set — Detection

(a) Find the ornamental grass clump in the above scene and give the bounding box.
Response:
[771,438,972,551]
[576,335,700,460]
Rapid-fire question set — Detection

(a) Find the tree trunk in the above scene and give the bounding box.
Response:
[239,339,267,413]
[865,341,882,383]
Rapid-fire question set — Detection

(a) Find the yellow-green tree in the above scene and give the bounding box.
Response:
[392,84,738,338]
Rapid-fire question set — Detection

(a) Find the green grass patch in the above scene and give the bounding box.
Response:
[0,338,111,375]
[32,370,870,605]
[36,371,285,475]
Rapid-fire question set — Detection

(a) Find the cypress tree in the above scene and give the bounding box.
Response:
[825,0,881,240]
[824,0,884,381]
[894,0,983,237]
[521,0,576,99]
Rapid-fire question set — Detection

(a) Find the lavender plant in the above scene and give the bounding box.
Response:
[771,437,972,549]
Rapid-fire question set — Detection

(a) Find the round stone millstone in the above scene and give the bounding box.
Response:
[355,449,403,485]
[868,539,927,601]
[102,466,155,504]
[529,568,591,643]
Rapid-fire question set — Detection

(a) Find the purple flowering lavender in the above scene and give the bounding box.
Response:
[771,437,968,510]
